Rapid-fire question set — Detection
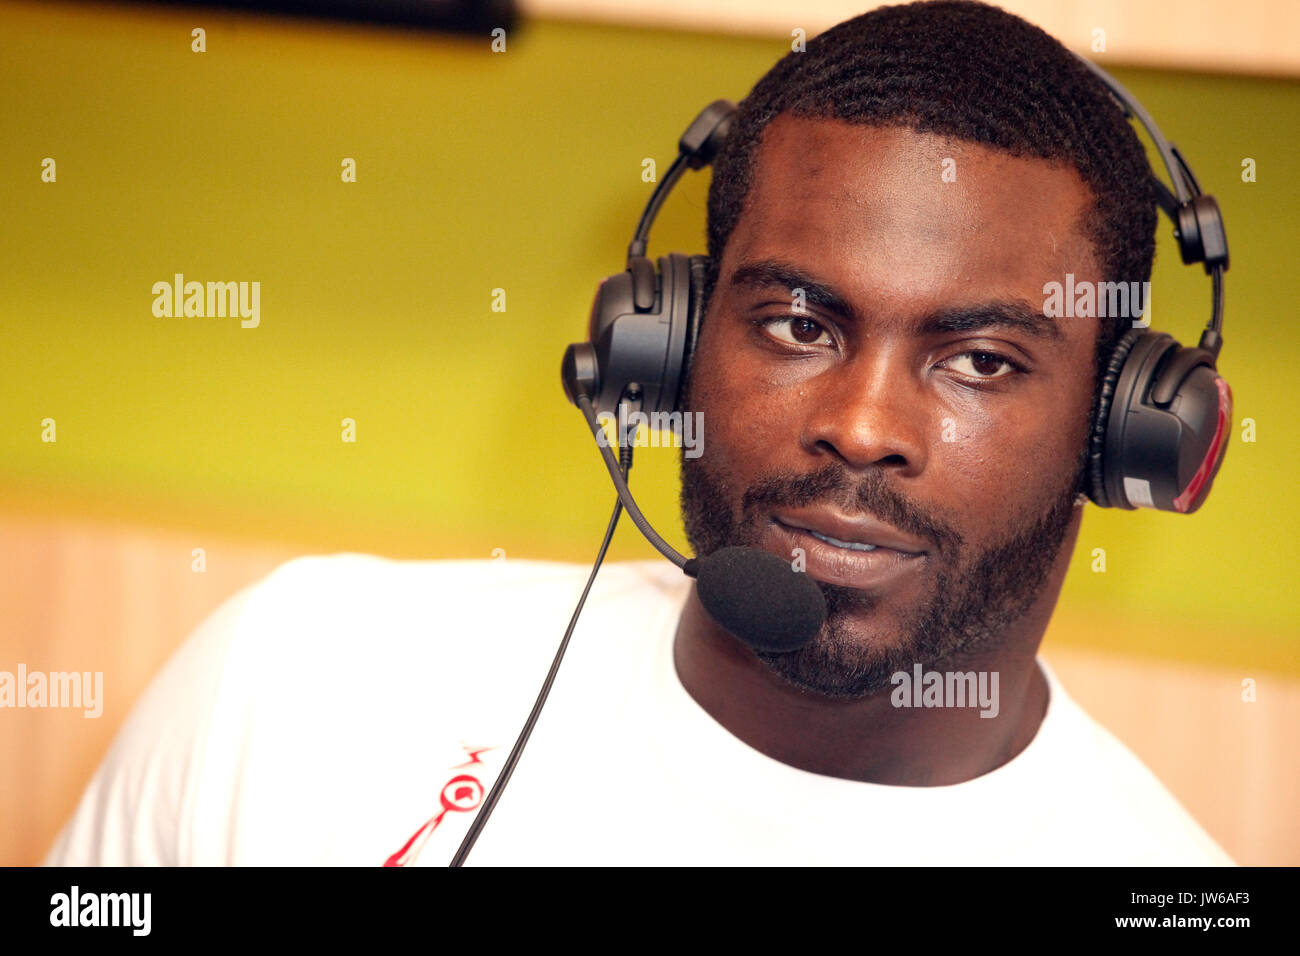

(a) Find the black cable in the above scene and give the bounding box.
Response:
[448,447,631,867]
[575,393,692,570]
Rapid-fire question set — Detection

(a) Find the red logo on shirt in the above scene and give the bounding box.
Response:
[383,746,496,867]
[453,747,494,768]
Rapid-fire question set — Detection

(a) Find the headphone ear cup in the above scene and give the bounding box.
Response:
[575,253,697,417]
[1092,328,1231,513]
[1088,328,1146,508]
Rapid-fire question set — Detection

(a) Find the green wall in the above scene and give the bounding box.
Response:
[1,1,1296,672]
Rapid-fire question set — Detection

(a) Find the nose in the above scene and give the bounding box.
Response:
[799,344,929,475]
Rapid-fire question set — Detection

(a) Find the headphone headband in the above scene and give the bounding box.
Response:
[1076,55,1228,358]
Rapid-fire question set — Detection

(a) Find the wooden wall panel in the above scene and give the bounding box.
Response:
[2,514,1294,865]
[522,0,1300,76]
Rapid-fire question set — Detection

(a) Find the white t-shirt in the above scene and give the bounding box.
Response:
[44,555,1234,866]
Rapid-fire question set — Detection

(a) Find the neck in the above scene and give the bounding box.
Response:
[671,508,1081,786]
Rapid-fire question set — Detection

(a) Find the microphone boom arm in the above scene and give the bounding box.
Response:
[576,394,698,576]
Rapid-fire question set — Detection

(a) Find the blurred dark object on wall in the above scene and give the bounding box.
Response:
[102,0,518,34]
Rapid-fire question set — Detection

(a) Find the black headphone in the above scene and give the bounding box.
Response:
[561,57,1232,514]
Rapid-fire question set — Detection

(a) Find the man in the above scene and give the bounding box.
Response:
[46,0,1233,865]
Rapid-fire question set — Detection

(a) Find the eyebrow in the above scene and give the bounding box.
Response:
[728,259,1063,341]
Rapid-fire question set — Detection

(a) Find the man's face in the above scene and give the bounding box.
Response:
[681,116,1103,698]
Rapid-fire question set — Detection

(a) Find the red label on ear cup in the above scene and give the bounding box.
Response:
[1172,377,1232,513]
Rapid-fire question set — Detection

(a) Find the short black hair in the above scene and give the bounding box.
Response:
[703,0,1158,455]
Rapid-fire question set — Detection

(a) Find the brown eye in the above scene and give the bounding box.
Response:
[764,316,833,347]
[946,351,1017,380]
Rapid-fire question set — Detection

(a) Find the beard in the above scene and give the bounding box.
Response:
[680,444,1083,700]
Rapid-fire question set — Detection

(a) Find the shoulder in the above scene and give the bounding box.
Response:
[247,552,680,620]
[43,568,266,866]
[1035,659,1236,866]
[43,553,684,865]
[232,553,684,662]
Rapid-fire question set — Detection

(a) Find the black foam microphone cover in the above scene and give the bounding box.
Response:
[693,546,827,653]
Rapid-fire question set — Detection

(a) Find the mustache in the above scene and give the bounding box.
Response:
[738,462,964,556]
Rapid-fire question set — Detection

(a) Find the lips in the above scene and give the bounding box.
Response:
[763,509,929,592]
[771,509,928,556]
